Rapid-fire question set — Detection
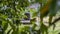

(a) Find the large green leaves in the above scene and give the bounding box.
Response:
[49,0,57,16]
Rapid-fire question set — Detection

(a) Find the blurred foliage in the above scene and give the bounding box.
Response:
[0,0,60,34]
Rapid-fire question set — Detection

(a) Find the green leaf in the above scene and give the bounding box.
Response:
[3,22,8,33]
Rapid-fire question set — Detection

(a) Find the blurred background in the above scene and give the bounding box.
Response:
[0,0,60,34]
